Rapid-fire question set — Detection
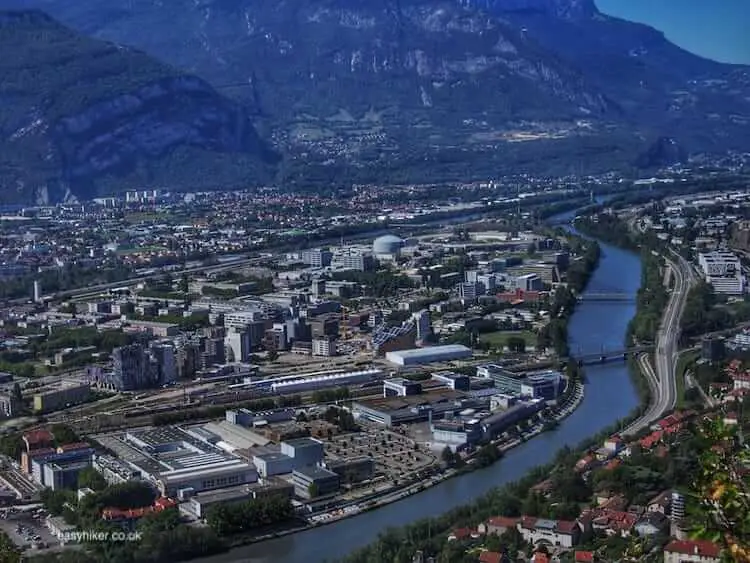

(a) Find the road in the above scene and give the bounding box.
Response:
[623,251,696,436]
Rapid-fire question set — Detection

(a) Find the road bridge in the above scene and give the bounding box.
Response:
[570,345,652,366]
[578,291,635,303]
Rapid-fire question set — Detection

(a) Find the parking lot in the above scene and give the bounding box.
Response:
[0,508,58,550]
[323,421,437,481]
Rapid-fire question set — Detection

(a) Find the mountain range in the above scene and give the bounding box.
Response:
[0,0,748,203]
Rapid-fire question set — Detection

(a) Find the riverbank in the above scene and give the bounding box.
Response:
[213,377,587,552]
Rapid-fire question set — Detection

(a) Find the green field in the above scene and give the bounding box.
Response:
[479,330,537,350]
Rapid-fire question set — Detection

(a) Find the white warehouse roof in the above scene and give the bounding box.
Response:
[385,345,472,366]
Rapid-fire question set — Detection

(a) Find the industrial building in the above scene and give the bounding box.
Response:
[385,345,472,366]
[371,323,416,355]
[431,371,471,391]
[698,250,744,295]
[252,451,295,478]
[97,426,258,497]
[269,369,384,394]
[292,466,340,499]
[383,378,423,397]
[182,479,294,518]
[320,457,375,484]
[480,401,545,439]
[225,408,295,428]
[352,390,470,427]
[33,380,91,413]
[280,438,324,467]
[477,364,564,400]
[431,420,482,451]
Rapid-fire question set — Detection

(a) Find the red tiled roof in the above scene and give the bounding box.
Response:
[665,539,721,558]
[487,516,518,529]
[23,429,53,446]
[519,516,537,530]
[57,442,90,452]
[450,527,473,540]
[556,520,578,534]
[605,459,622,471]
[479,551,502,563]
[102,497,176,521]
[575,551,595,563]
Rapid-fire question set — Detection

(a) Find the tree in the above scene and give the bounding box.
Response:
[77,467,108,491]
[51,424,80,446]
[308,482,320,498]
[266,348,278,363]
[441,446,455,467]
[506,336,526,353]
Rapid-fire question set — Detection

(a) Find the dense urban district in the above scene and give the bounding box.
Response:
[0,166,748,563]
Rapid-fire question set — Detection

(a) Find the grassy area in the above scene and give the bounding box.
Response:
[479,330,537,350]
[674,349,700,408]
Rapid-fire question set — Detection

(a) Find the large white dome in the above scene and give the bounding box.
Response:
[373,234,403,255]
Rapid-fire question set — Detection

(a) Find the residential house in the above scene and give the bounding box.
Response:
[647,490,672,515]
[478,551,503,563]
[634,512,668,537]
[723,412,739,426]
[590,509,638,537]
[603,435,623,453]
[518,517,580,548]
[663,539,721,563]
[479,516,518,536]
[574,454,597,473]
[448,528,479,541]
[574,552,595,563]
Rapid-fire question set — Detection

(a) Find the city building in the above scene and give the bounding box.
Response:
[99,426,258,497]
[33,280,42,303]
[663,540,721,563]
[385,345,472,366]
[280,437,324,467]
[412,310,431,342]
[225,329,252,363]
[269,369,383,395]
[226,408,295,427]
[459,282,478,303]
[43,461,91,491]
[33,381,91,413]
[518,517,580,548]
[301,248,333,268]
[252,452,295,478]
[431,371,471,391]
[698,250,744,295]
[109,343,153,391]
[292,466,340,499]
[431,420,482,451]
[516,273,544,292]
[371,323,416,355]
[383,378,423,397]
[150,342,176,385]
[312,337,336,357]
[0,392,21,418]
[320,457,374,484]
[477,365,564,400]
[332,249,375,272]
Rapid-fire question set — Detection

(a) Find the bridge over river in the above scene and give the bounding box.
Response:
[577,291,635,303]
[570,345,653,365]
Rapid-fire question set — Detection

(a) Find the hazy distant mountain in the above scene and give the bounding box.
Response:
[0,0,748,199]
[0,10,276,204]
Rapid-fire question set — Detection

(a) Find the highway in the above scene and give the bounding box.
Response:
[623,251,696,436]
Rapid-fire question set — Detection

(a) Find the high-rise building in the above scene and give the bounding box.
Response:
[301,248,333,268]
[149,342,176,385]
[225,329,252,363]
[699,250,744,295]
[670,491,687,539]
[33,280,42,303]
[459,282,478,303]
[312,337,336,357]
[111,343,153,391]
[412,310,431,342]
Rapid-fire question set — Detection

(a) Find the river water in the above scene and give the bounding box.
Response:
[197,216,642,563]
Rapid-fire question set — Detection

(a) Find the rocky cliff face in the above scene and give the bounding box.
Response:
[0,10,275,204]
[0,1,747,195]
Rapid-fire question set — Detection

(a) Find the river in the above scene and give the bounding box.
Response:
[197,216,642,563]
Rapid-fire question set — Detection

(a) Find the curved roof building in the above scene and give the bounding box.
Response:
[373,234,404,256]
